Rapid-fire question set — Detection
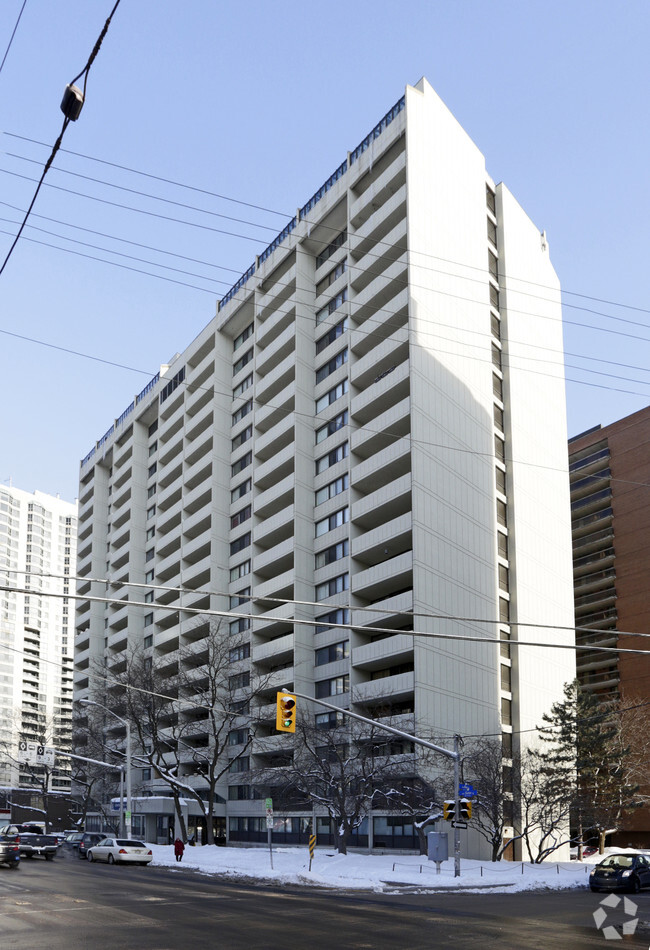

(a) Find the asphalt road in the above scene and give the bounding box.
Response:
[1,851,649,950]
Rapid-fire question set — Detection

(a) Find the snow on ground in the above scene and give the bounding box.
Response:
[146,842,631,893]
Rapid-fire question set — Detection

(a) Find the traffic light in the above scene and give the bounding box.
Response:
[276,692,297,733]
[443,800,455,821]
[459,798,472,821]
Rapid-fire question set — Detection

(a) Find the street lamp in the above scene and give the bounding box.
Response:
[79,699,132,840]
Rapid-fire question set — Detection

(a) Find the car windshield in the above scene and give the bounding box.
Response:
[116,839,145,847]
[601,855,634,868]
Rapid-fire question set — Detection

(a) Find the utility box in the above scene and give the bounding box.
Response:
[427,831,448,863]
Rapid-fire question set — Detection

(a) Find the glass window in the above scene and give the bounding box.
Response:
[232,426,252,450]
[232,400,253,425]
[231,479,251,502]
[315,474,348,506]
[231,506,251,529]
[232,452,252,476]
[234,323,254,351]
[315,641,349,666]
[315,573,349,601]
[233,348,253,376]
[316,411,348,445]
[315,607,350,633]
[316,348,348,384]
[315,674,349,698]
[316,288,348,326]
[316,379,348,414]
[315,441,348,475]
[230,533,251,556]
[233,374,253,398]
[315,507,349,537]
[315,539,348,569]
[230,560,251,582]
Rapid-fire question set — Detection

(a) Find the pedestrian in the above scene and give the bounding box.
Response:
[174,838,185,863]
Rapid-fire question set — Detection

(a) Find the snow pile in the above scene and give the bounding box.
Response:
[145,843,623,893]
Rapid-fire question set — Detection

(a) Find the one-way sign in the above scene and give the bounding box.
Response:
[451,820,468,829]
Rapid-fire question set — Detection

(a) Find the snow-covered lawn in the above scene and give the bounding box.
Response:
[146,842,629,893]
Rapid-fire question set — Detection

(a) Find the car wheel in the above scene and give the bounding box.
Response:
[107,854,115,865]
[87,852,94,863]
[9,863,19,871]
[45,854,54,861]
[630,876,641,894]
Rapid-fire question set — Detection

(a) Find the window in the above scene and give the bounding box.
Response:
[501,663,512,692]
[495,466,506,495]
[231,478,251,502]
[315,608,350,633]
[316,441,348,475]
[316,411,348,445]
[147,505,156,520]
[231,505,251,529]
[230,617,251,635]
[228,786,250,801]
[497,499,507,527]
[147,484,156,498]
[487,217,497,247]
[315,573,349,601]
[229,644,250,663]
[148,462,157,478]
[316,288,348,326]
[316,229,346,269]
[145,569,154,583]
[145,548,155,562]
[316,318,348,355]
[148,441,157,457]
[315,641,349,666]
[495,435,505,463]
[230,588,250,609]
[230,533,251,556]
[315,474,348,506]
[498,531,508,560]
[490,284,500,310]
[232,400,253,425]
[315,711,345,729]
[315,539,348,569]
[491,312,501,340]
[146,526,155,541]
[229,671,250,691]
[316,259,347,297]
[315,507,349,537]
[228,728,248,745]
[493,404,504,432]
[316,379,348,414]
[501,697,512,726]
[499,564,509,592]
[233,373,253,398]
[315,674,349,698]
[232,426,252,450]
[231,452,252,476]
[229,756,250,773]
[316,348,348,383]
[143,634,153,649]
[486,185,496,214]
[230,560,250,582]
[493,373,503,401]
[488,250,498,281]
[233,348,253,376]
[141,768,151,782]
[499,597,510,623]
[145,590,154,604]
[234,322,254,351]
[144,613,153,627]
[491,342,502,370]
[160,366,185,403]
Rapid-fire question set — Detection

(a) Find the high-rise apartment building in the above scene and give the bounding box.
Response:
[0,485,77,790]
[74,78,575,854]
[569,406,650,847]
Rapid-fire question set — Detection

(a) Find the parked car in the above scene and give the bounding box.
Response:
[86,838,153,866]
[62,832,84,853]
[0,825,57,860]
[78,832,107,860]
[0,835,20,870]
[589,853,650,893]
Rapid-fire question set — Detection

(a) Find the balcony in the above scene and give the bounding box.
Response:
[255,379,295,434]
[353,551,413,601]
[252,601,296,638]
[252,632,294,667]
[257,267,296,322]
[254,503,294,549]
[352,590,413,629]
[352,512,412,567]
[255,473,294,520]
[183,481,211,515]
[352,634,414,671]
[183,534,211,566]
[254,442,294,490]
[350,184,407,263]
[349,148,406,228]
[352,397,410,461]
[253,535,294,578]
[352,439,411,494]
[255,352,295,405]
[256,321,295,373]
[182,506,211,540]
[254,569,294,602]
[181,554,211,589]
[157,496,183,536]
[354,670,414,704]
[353,327,409,390]
[350,215,407,298]
[351,359,410,425]
[255,413,294,463]
[184,455,212,492]
[350,252,407,326]
[156,546,182,582]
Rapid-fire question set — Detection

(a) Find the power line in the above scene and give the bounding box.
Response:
[4,130,650,319]
[3,580,650,657]
[0,0,121,276]
[0,0,27,77]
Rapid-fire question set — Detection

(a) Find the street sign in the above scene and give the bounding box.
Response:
[451,820,468,829]
[36,745,55,767]
[266,816,274,829]
[265,798,273,809]
[458,783,477,798]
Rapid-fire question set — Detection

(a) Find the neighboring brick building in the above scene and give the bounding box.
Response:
[569,407,650,846]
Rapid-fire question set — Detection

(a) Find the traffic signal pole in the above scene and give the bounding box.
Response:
[280,690,463,877]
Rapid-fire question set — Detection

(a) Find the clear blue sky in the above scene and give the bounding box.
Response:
[1,0,649,502]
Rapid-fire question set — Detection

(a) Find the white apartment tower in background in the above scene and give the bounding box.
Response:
[74,79,575,855]
[0,485,77,790]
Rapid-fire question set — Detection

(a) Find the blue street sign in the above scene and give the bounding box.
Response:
[459,783,477,797]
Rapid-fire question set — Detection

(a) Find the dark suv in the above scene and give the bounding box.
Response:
[0,835,20,870]
[78,833,106,859]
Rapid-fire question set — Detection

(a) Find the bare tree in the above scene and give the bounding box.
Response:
[98,621,270,845]
[374,771,444,855]
[462,737,524,862]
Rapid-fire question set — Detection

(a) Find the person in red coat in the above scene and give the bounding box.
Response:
[174,838,185,862]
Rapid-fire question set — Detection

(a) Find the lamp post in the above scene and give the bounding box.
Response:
[79,699,132,840]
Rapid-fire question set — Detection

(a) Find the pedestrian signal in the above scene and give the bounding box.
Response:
[276,692,297,733]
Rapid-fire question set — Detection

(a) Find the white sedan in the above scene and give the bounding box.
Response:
[86,838,153,866]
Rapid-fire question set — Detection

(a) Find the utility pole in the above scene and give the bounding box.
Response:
[280,689,463,877]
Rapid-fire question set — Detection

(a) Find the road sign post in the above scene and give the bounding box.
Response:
[309,833,316,871]
[265,797,274,869]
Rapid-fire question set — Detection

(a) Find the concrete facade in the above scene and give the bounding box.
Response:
[0,486,77,790]
[74,78,575,855]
